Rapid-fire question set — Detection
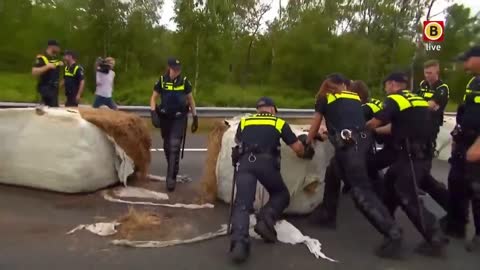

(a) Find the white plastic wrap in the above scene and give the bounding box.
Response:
[216,116,334,214]
[0,108,134,193]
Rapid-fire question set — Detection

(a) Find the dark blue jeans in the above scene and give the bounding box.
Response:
[93,95,117,109]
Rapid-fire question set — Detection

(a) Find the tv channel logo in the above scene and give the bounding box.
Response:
[423,21,444,51]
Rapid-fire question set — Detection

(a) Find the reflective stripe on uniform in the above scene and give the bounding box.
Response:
[38,54,62,67]
[163,76,187,91]
[64,65,79,77]
[463,77,480,103]
[388,92,428,111]
[366,102,381,113]
[326,91,361,104]
[240,114,285,133]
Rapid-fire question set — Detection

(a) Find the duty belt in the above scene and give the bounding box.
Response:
[329,128,367,149]
[239,144,280,156]
[396,140,433,159]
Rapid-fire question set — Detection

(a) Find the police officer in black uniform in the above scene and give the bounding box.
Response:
[309,80,385,229]
[31,40,63,107]
[307,74,404,258]
[412,60,450,212]
[455,45,480,251]
[62,50,85,107]
[367,72,447,257]
[150,57,199,192]
[229,97,314,263]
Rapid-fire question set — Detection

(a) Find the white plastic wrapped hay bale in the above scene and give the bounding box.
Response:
[216,116,334,215]
[0,107,135,193]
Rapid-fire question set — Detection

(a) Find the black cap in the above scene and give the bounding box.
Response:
[64,50,77,59]
[256,96,278,112]
[456,45,480,61]
[167,57,181,69]
[326,73,349,85]
[383,72,409,84]
[47,39,60,47]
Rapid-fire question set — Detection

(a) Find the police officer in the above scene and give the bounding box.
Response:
[367,72,447,257]
[62,50,85,107]
[230,97,314,263]
[307,74,404,258]
[150,57,199,192]
[413,60,450,212]
[309,79,384,229]
[32,40,63,107]
[455,45,480,251]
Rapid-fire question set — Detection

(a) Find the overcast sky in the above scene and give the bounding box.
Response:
[158,0,480,31]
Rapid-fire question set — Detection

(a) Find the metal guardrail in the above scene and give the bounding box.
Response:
[0,102,457,118]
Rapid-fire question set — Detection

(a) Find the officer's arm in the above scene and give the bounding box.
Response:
[32,58,54,76]
[186,94,197,116]
[374,123,392,135]
[429,85,448,111]
[281,123,304,157]
[367,98,396,130]
[467,137,480,162]
[150,91,159,111]
[307,112,323,144]
[78,79,85,99]
[234,124,242,144]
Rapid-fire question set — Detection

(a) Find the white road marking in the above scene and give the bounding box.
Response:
[150,148,207,152]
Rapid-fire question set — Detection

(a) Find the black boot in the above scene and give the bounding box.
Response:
[308,204,337,229]
[466,235,480,253]
[230,241,250,264]
[375,228,405,259]
[254,209,278,243]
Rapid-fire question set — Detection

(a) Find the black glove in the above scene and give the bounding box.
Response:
[191,115,199,133]
[303,144,315,160]
[151,110,161,128]
[297,134,308,146]
[231,146,240,166]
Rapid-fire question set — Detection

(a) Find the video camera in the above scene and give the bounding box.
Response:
[96,57,111,74]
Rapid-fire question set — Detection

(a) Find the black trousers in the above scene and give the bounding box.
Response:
[446,139,470,230]
[231,154,290,243]
[39,86,59,107]
[384,151,440,242]
[333,133,399,238]
[159,113,187,179]
[65,90,79,107]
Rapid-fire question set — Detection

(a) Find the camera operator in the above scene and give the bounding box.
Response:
[93,57,117,110]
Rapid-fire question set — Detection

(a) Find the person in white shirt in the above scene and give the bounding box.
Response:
[93,57,117,109]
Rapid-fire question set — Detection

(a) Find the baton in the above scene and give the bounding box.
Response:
[405,138,426,233]
[228,163,238,235]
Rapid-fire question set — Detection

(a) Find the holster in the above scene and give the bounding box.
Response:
[398,140,433,160]
[329,129,365,149]
[452,125,478,145]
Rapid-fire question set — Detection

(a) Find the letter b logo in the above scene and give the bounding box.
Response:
[423,21,444,42]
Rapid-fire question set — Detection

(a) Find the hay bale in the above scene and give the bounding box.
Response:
[199,120,229,202]
[118,207,164,239]
[78,108,151,181]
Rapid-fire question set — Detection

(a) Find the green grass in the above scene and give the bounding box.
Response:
[0,72,460,112]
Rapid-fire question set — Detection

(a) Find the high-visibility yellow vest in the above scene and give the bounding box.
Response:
[388,90,428,111]
[240,114,285,133]
[418,80,449,100]
[364,98,383,113]
[326,90,361,104]
[463,76,480,105]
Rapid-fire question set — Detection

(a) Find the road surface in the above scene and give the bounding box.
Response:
[0,131,479,270]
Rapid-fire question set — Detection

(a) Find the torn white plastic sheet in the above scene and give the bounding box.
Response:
[103,192,214,209]
[107,135,135,186]
[148,174,193,183]
[112,187,169,201]
[67,222,120,236]
[110,215,337,262]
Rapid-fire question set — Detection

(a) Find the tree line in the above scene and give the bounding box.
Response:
[0,0,479,106]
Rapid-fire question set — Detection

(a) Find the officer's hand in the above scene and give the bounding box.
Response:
[150,110,161,128]
[55,61,64,67]
[191,115,199,133]
[303,144,315,160]
[75,95,81,103]
[297,134,308,145]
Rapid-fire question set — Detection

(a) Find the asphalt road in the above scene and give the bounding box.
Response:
[1,131,480,270]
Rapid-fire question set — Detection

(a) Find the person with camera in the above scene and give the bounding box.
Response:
[31,39,64,107]
[93,57,117,110]
[150,57,199,192]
